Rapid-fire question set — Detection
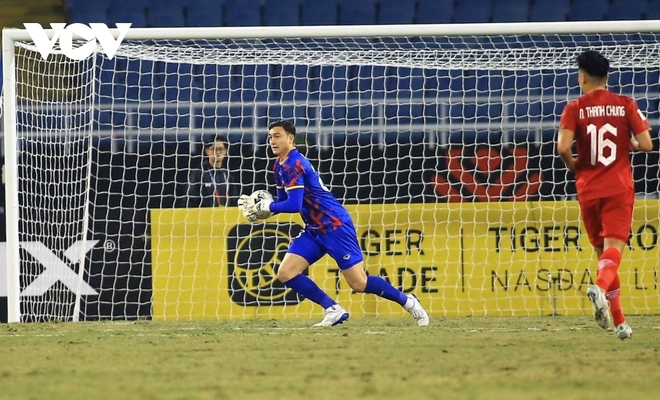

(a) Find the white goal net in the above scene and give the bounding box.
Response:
[2,22,659,322]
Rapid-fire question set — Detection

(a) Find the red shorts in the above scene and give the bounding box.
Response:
[579,191,634,248]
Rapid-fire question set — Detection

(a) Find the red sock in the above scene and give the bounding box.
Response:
[607,275,625,326]
[596,248,621,291]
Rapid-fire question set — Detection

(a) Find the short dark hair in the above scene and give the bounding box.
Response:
[576,50,609,79]
[203,133,228,150]
[268,120,296,137]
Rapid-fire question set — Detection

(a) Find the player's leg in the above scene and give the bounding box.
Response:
[323,222,429,326]
[340,262,429,326]
[580,198,612,330]
[602,238,632,340]
[279,231,348,327]
[278,253,336,308]
[600,191,635,340]
[278,233,336,309]
[340,261,404,303]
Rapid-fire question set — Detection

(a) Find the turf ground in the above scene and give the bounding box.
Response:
[0,315,659,400]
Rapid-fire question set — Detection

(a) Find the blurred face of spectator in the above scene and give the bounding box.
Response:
[205,140,227,168]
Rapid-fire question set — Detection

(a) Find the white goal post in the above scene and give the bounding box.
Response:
[2,21,659,323]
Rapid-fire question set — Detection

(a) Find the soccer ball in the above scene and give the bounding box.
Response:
[250,190,273,203]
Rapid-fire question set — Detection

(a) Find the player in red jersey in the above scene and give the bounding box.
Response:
[557,50,653,340]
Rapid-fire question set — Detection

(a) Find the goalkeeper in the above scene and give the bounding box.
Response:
[238,120,429,327]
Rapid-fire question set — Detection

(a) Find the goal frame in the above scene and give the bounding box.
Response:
[3,20,659,323]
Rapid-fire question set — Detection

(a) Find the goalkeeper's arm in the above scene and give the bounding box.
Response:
[277,187,286,201]
[268,188,303,214]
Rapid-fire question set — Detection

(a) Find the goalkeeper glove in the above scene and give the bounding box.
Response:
[253,198,273,220]
[238,195,259,223]
[238,194,272,223]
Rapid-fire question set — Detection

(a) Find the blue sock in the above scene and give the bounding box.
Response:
[364,275,408,306]
[284,275,336,309]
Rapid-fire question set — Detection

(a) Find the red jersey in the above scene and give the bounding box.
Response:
[559,89,650,201]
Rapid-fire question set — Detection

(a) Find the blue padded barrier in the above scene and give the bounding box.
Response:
[263,0,302,26]
[567,0,609,21]
[491,0,530,22]
[182,0,225,26]
[146,5,186,27]
[378,0,416,24]
[529,0,569,22]
[301,0,339,25]
[415,0,453,23]
[339,0,377,25]
[68,1,111,23]
[452,0,491,23]
[645,0,660,19]
[224,0,262,26]
[605,0,647,20]
[107,2,148,27]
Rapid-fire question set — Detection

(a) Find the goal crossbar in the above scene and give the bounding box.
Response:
[5,20,660,41]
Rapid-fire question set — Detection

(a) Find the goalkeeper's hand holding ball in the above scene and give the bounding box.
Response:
[238,190,273,223]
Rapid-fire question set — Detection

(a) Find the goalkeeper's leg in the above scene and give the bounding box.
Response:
[342,263,429,327]
[278,239,349,327]
[325,223,429,326]
[277,254,335,309]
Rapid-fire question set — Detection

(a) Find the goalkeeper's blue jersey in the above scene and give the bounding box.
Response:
[273,149,352,233]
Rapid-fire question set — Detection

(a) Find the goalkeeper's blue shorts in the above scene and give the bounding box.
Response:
[288,220,364,270]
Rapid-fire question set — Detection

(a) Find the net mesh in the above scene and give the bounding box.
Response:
[13,47,95,321]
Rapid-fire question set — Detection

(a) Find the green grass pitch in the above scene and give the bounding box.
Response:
[0,316,659,400]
